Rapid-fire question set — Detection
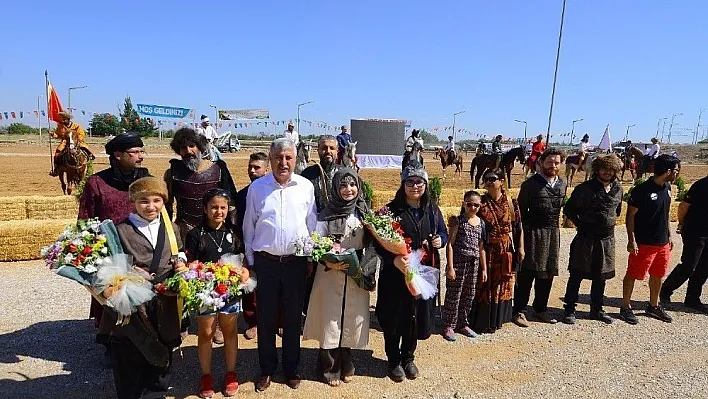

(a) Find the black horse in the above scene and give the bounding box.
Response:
[469,146,526,189]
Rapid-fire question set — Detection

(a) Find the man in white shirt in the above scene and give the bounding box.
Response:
[645,137,661,158]
[197,115,222,161]
[243,137,317,392]
[444,135,456,162]
[284,120,299,147]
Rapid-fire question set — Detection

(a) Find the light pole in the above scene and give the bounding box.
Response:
[694,108,705,144]
[545,0,568,146]
[209,104,218,132]
[297,101,314,135]
[656,117,667,139]
[667,112,683,144]
[570,118,583,144]
[452,110,466,142]
[661,120,667,141]
[514,119,528,140]
[67,85,88,113]
[625,124,636,141]
[37,95,44,142]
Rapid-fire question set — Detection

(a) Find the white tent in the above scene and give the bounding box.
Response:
[597,125,611,152]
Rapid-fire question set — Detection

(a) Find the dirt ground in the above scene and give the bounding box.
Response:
[0,141,706,197]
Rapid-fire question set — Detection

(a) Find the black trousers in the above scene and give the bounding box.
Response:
[513,273,554,314]
[662,235,708,304]
[382,329,417,368]
[563,273,606,313]
[111,338,172,399]
[255,253,307,377]
[318,348,354,382]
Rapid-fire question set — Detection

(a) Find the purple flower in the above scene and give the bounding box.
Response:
[184,269,198,280]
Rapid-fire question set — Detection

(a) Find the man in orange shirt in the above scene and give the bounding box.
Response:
[527,134,546,174]
[49,111,94,176]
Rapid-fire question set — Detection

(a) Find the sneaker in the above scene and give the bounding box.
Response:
[561,311,576,325]
[646,304,673,323]
[685,301,708,314]
[456,326,478,338]
[512,313,530,328]
[589,310,613,324]
[402,361,419,380]
[199,374,214,398]
[534,311,557,324]
[224,371,239,397]
[619,307,638,325]
[387,363,405,383]
[213,326,224,344]
[442,327,456,342]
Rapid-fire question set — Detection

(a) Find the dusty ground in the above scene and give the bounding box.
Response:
[2,226,708,399]
[0,140,706,197]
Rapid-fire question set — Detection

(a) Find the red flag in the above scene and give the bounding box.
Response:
[46,78,64,123]
[11,112,16,119]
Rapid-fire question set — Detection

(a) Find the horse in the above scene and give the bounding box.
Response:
[402,141,423,170]
[295,141,311,174]
[621,147,643,182]
[55,132,88,195]
[565,152,597,187]
[469,146,526,189]
[342,141,359,172]
[437,148,463,178]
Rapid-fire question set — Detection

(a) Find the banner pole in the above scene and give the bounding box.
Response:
[45,70,54,174]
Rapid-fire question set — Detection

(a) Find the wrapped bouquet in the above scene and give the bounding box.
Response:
[157,254,255,317]
[93,254,156,318]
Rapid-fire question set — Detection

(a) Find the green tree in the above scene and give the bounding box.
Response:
[89,114,121,137]
[7,123,39,135]
[119,96,158,137]
[418,128,442,144]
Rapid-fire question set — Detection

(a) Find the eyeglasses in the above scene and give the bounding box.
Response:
[404,179,426,188]
[483,176,499,183]
[125,149,146,155]
[464,201,481,208]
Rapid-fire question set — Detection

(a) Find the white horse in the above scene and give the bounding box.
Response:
[402,141,423,170]
[342,141,359,171]
[295,141,311,174]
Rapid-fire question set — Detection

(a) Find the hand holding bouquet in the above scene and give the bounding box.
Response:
[94,254,156,318]
[362,206,411,255]
[41,218,110,284]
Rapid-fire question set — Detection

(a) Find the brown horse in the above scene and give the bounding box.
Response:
[437,148,463,178]
[55,133,88,195]
[621,147,643,182]
[469,146,525,189]
[565,152,597,187]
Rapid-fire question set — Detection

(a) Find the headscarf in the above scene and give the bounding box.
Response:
[317,167,369,238]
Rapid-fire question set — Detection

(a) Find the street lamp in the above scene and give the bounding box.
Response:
[667,112,683,144]
[656,117,667,139]
[570,118,583,144]
[209,104,218,131]
[452,110,466,142]
[625,124,636,141]
[67,85,88,113]
[297,101,314,134]
[694,108,706,144]
[37,95,44,142]
[545,0,568,146]
[514,119,528,140]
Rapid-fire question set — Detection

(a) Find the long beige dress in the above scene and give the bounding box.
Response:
[303,214,370,350]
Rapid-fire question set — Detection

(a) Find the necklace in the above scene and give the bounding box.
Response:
[207,230,226,253]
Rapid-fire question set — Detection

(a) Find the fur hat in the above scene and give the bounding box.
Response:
[129,177,168,202]
[591,153,623,175]
[58,111,72,120]
[400,161,428,183]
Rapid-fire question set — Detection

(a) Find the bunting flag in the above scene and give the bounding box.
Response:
[10,112,16,119]
[19,111,23,118]
[598,125,611,151]
[46,73,65,124]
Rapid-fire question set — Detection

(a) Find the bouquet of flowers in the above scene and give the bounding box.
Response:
[363,206,439,299]
[293,232,334,263]
[93,254,156,318]
[157,254,256,317]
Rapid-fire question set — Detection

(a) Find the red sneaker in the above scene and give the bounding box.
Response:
[199,374,214,398]
[224,371,239,397]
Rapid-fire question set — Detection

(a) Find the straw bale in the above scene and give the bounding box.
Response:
[0,197,27,221]
[0,218,74,262]
[25,195,78,220]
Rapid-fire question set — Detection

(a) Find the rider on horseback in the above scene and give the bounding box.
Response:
[336,125,352,164]
[49,111,93,176]
[444,135,456,164]
[645,137,660,159]
[491,134,503,169]
[404,129,424,162]
[577,134,590,168]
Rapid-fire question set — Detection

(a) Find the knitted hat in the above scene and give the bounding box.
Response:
[129,177,168,202]
[400,161,428,183]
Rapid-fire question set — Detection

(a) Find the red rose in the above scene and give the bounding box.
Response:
[215,283,228,296]
[392,221,401,230]
[82,247,92,256]
[68,244,77,253]
[155,283,167,294]
[229,269,237,277]
[77,255,85,262]
[404,237,412,244]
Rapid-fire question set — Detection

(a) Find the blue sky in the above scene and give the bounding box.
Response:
[2,0,707,143]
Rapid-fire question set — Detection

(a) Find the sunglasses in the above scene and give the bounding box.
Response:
[464,201,481,208]
[483,176,500,183]
[405,179,426,188]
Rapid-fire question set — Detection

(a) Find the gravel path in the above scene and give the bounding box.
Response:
[2,224,707,399]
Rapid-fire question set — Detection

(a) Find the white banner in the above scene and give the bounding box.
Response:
[218,109,269,120]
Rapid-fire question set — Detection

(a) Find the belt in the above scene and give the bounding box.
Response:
[256,251,296,263]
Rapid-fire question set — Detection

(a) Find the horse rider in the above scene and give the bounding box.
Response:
[197,115,222,161]
[525,139,533,155]
[526,134,546,174]
[491,134,503,169]
[404,128,424,162]
[284,120,300,147]
[624,140,634,154]
[444,135,456,163]
[49,111,94,176]
[336,125,352,164]
[645,137,660,159]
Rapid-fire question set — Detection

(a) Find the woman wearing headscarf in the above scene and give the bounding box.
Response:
[303,167,375,386]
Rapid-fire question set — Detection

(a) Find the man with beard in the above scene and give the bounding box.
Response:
[561,154,624,324]
[514,147,567,326]
[235,152,269,340]
[620,154,680,324]
[79,132,150,367]
[164,128,238,343]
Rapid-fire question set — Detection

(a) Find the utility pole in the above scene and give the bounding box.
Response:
[695,108,705,144]
[452,110,466,142]
[545,0,568,146]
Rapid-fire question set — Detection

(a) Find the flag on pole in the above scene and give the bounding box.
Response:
[597,124,611,152]
[46,72,65,123]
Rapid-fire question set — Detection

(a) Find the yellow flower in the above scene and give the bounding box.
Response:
[178,279,190,298]
[214,265,231,282]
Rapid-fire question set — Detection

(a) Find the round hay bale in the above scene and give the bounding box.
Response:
[25,195,78,220]
[0,218,75,261]
[0,197,28,221]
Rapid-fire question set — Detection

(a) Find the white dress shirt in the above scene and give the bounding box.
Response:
[198,125,217,142]
[243,172,317,266]
[646,143,660,158]
[128,213,187,262]
[579,141,590,152]
[444,139,455,152]
[284,129,299,146]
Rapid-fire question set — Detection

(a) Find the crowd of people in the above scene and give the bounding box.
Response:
[75,127,707,399]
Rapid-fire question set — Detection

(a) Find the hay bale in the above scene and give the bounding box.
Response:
[0,197,27,221]
[0,218,74,262]
[25,195,78,220]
